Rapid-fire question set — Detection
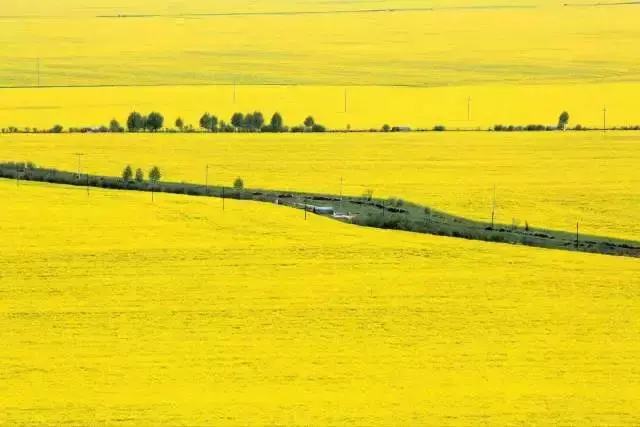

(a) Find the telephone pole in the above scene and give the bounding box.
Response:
[73,153,85,176]
[340,176,344,212]
[344,88,348,113]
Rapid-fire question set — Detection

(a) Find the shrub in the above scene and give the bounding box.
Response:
[311,124,326,133]
[50,124,64,133]
[433,125,446,132]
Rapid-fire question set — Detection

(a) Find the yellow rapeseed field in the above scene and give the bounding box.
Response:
[2,0,639,424]
[2,1,638,87]
[1,179,639,425]
[1,82,639,130]
[1,0,639,129]
[1,131,638,240]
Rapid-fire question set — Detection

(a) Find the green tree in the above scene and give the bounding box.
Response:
[127,112,144,132]
[270,112,284,131]
[199,113,214,131]
[558,111,570,130]
[175,117,184,130]
[304,116,315,128]
[50,124,64,133]
[251,111,265,130]
[135,167,144,182]
[233,177,244,191]
[211,115,219,130]
[109,119,123,133]
[149,166,162,184]
[231,113,244,129]
[122,165,133,183]
[382,124,391,132]
[146,112,164,132]
[243,113,255,130]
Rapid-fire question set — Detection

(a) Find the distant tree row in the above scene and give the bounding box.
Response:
[193,111,325,133]
[122,165,162,184]
[126,112,165,132]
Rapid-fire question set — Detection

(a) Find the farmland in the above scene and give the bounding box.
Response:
[2,0,640,424]
[1,179,639,425]
[1,0,640,130]
[2,132,639,240]
[2,1,638,88]
[1,83,639,130]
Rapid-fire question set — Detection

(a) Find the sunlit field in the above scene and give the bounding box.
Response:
[2,1,638,87]
[2,131,638,240]
[1,0,639,130]
[1,180,639,425]
[2,0,640,424]
[1,82,639,130]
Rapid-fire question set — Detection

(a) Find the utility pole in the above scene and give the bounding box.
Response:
[72,153,88,196]
[340,176,343,212]
[603,106,607,132]
[73,153,85,177]
[344,88,348,113]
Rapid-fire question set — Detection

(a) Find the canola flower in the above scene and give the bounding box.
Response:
[1,132,638,240]
[0,180,639,425]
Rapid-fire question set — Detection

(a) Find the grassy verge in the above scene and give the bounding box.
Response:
[2,162,638,258]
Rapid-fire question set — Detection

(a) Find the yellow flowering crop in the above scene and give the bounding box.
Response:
[1,132,638,240]
[1,180,639,425]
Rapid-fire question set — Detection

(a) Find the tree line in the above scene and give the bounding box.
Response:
[123,111,327,133]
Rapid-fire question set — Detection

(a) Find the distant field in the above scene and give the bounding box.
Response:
[1,179,639,425]
[1,82,639,130]
[1,0,639,130]
[1,1,638,88]
[1,132,638,239]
